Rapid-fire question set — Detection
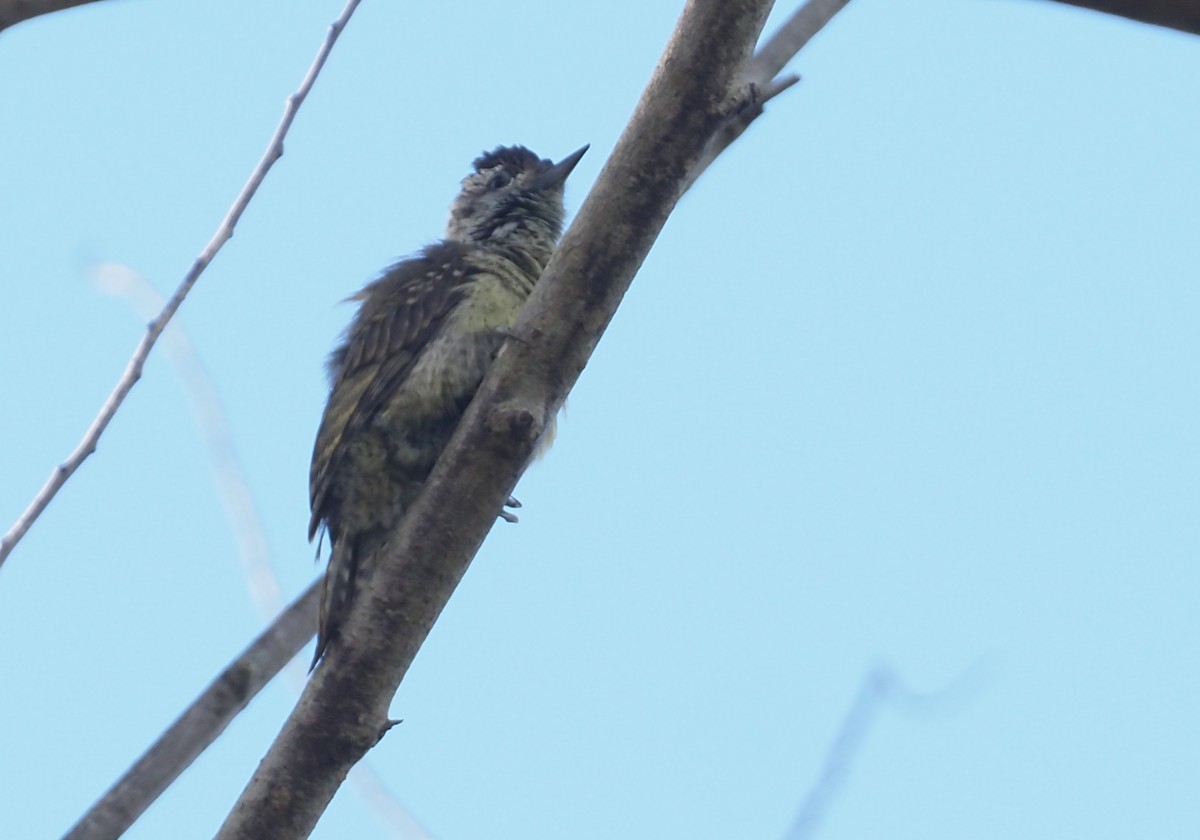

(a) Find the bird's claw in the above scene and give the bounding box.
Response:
[499,495,522,523]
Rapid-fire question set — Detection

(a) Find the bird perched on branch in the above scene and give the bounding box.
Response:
[308,143,588,668]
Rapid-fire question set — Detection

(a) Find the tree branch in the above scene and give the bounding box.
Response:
[0,0,106,31]
[62,581,320,840]
[753,0,852,82]
[0,0,362,570]
[685,0,850,194]
[782,663,988,839]
[79,265,430,838]
[21,0,1195,831]
[1041,0,1200,35]
[46,1,849,834]
[782,667,896,840]
[213,1,780,836]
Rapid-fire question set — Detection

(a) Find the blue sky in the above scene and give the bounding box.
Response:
[1,1,1198,838]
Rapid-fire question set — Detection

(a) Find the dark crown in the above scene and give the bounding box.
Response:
[472,145,547,175]
[444,145,581,249]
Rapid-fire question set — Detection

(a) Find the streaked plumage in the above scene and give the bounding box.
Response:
[309,144,586,667]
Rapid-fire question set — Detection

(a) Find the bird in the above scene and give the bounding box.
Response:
[308,143,588,668]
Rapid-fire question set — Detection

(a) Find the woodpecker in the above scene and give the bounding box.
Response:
[308,144,588,667]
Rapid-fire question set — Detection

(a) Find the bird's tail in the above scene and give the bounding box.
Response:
[311,537,360,670]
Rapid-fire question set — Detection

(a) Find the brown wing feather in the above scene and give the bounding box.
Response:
[308,243,468,540]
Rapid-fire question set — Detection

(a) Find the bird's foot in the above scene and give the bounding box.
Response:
[500,495,522,523]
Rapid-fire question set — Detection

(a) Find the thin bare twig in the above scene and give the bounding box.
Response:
[782,663,989,840]
[91,264,280,618]
[0,0,362,569]
[751,0,853,84]
[783,667,895,840]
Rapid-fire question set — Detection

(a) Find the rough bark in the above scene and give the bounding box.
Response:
[212,1,777,837]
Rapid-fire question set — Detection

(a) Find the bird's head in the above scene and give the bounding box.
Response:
[445,144,588,250]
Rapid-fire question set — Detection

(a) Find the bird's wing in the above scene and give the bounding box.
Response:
[308,245,468,540]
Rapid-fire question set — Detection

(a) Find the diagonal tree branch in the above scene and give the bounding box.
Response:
[0,0,362,570]
[57,2,851,837]
[782,663,989,839]
[73,264,432,840]
[62,580,320,840]
[26,0,1197,832]
[1041,0,1200,34]
[212,0,781,836]
[91,264,281,619]
[0,0,106,31]
[754,0,852,82]
[783,668,894,840]
[686,0,849,193]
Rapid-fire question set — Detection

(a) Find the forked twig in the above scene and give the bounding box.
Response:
[685,0,850,192]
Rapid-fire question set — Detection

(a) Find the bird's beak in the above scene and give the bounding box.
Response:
[532,144,589,190]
